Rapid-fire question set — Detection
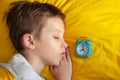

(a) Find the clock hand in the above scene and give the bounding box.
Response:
[80,48,84,51]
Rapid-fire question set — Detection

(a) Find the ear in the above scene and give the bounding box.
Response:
[22,34,35,50]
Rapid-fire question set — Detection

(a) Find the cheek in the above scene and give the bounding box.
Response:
[41,38,57,51]
[46,37,60,47]
[39,35,61,53]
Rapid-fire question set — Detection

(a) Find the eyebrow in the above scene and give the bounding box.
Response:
[52,29,64,33]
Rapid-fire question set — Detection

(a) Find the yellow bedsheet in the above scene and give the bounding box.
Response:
[0,0,120,80]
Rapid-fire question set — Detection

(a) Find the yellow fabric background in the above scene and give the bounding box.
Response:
[0,66,15,80]
[0,0,120,80]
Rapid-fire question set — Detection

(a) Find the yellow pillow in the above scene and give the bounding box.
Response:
[0,0,120,80]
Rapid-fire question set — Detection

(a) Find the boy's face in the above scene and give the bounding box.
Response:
[35,17,67,66]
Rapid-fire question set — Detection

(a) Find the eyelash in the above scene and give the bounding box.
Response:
[54,36,59,39]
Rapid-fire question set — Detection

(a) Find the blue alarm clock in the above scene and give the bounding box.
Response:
[75,38,92,57]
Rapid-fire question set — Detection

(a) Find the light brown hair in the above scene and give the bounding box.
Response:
[4,1,65,52]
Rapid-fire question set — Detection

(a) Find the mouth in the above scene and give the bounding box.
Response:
[60,52,65,55]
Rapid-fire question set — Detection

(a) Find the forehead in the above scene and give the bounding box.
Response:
[43,17,64,33]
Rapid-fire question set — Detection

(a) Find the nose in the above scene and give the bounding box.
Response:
[61,40,68,49]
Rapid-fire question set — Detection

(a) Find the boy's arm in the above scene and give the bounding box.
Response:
[50,48,72,80]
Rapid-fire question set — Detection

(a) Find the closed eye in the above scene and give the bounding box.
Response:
[54,36,59,39]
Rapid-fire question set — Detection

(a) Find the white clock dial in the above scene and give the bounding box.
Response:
[77,44,88,54]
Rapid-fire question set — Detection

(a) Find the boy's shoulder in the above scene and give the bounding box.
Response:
[0,66,15,80]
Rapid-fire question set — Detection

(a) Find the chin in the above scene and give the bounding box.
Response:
[51,60,60,66]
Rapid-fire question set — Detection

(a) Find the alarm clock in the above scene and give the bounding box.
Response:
[75,38,91,57]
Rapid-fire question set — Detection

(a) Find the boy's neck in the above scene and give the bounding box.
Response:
[21,51,45,74]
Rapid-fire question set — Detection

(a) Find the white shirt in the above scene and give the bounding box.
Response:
[0,53,45,80]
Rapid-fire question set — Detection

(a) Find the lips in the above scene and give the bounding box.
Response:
[60,52,65,55]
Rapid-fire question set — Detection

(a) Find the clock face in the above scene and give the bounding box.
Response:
[77,44,88,54]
